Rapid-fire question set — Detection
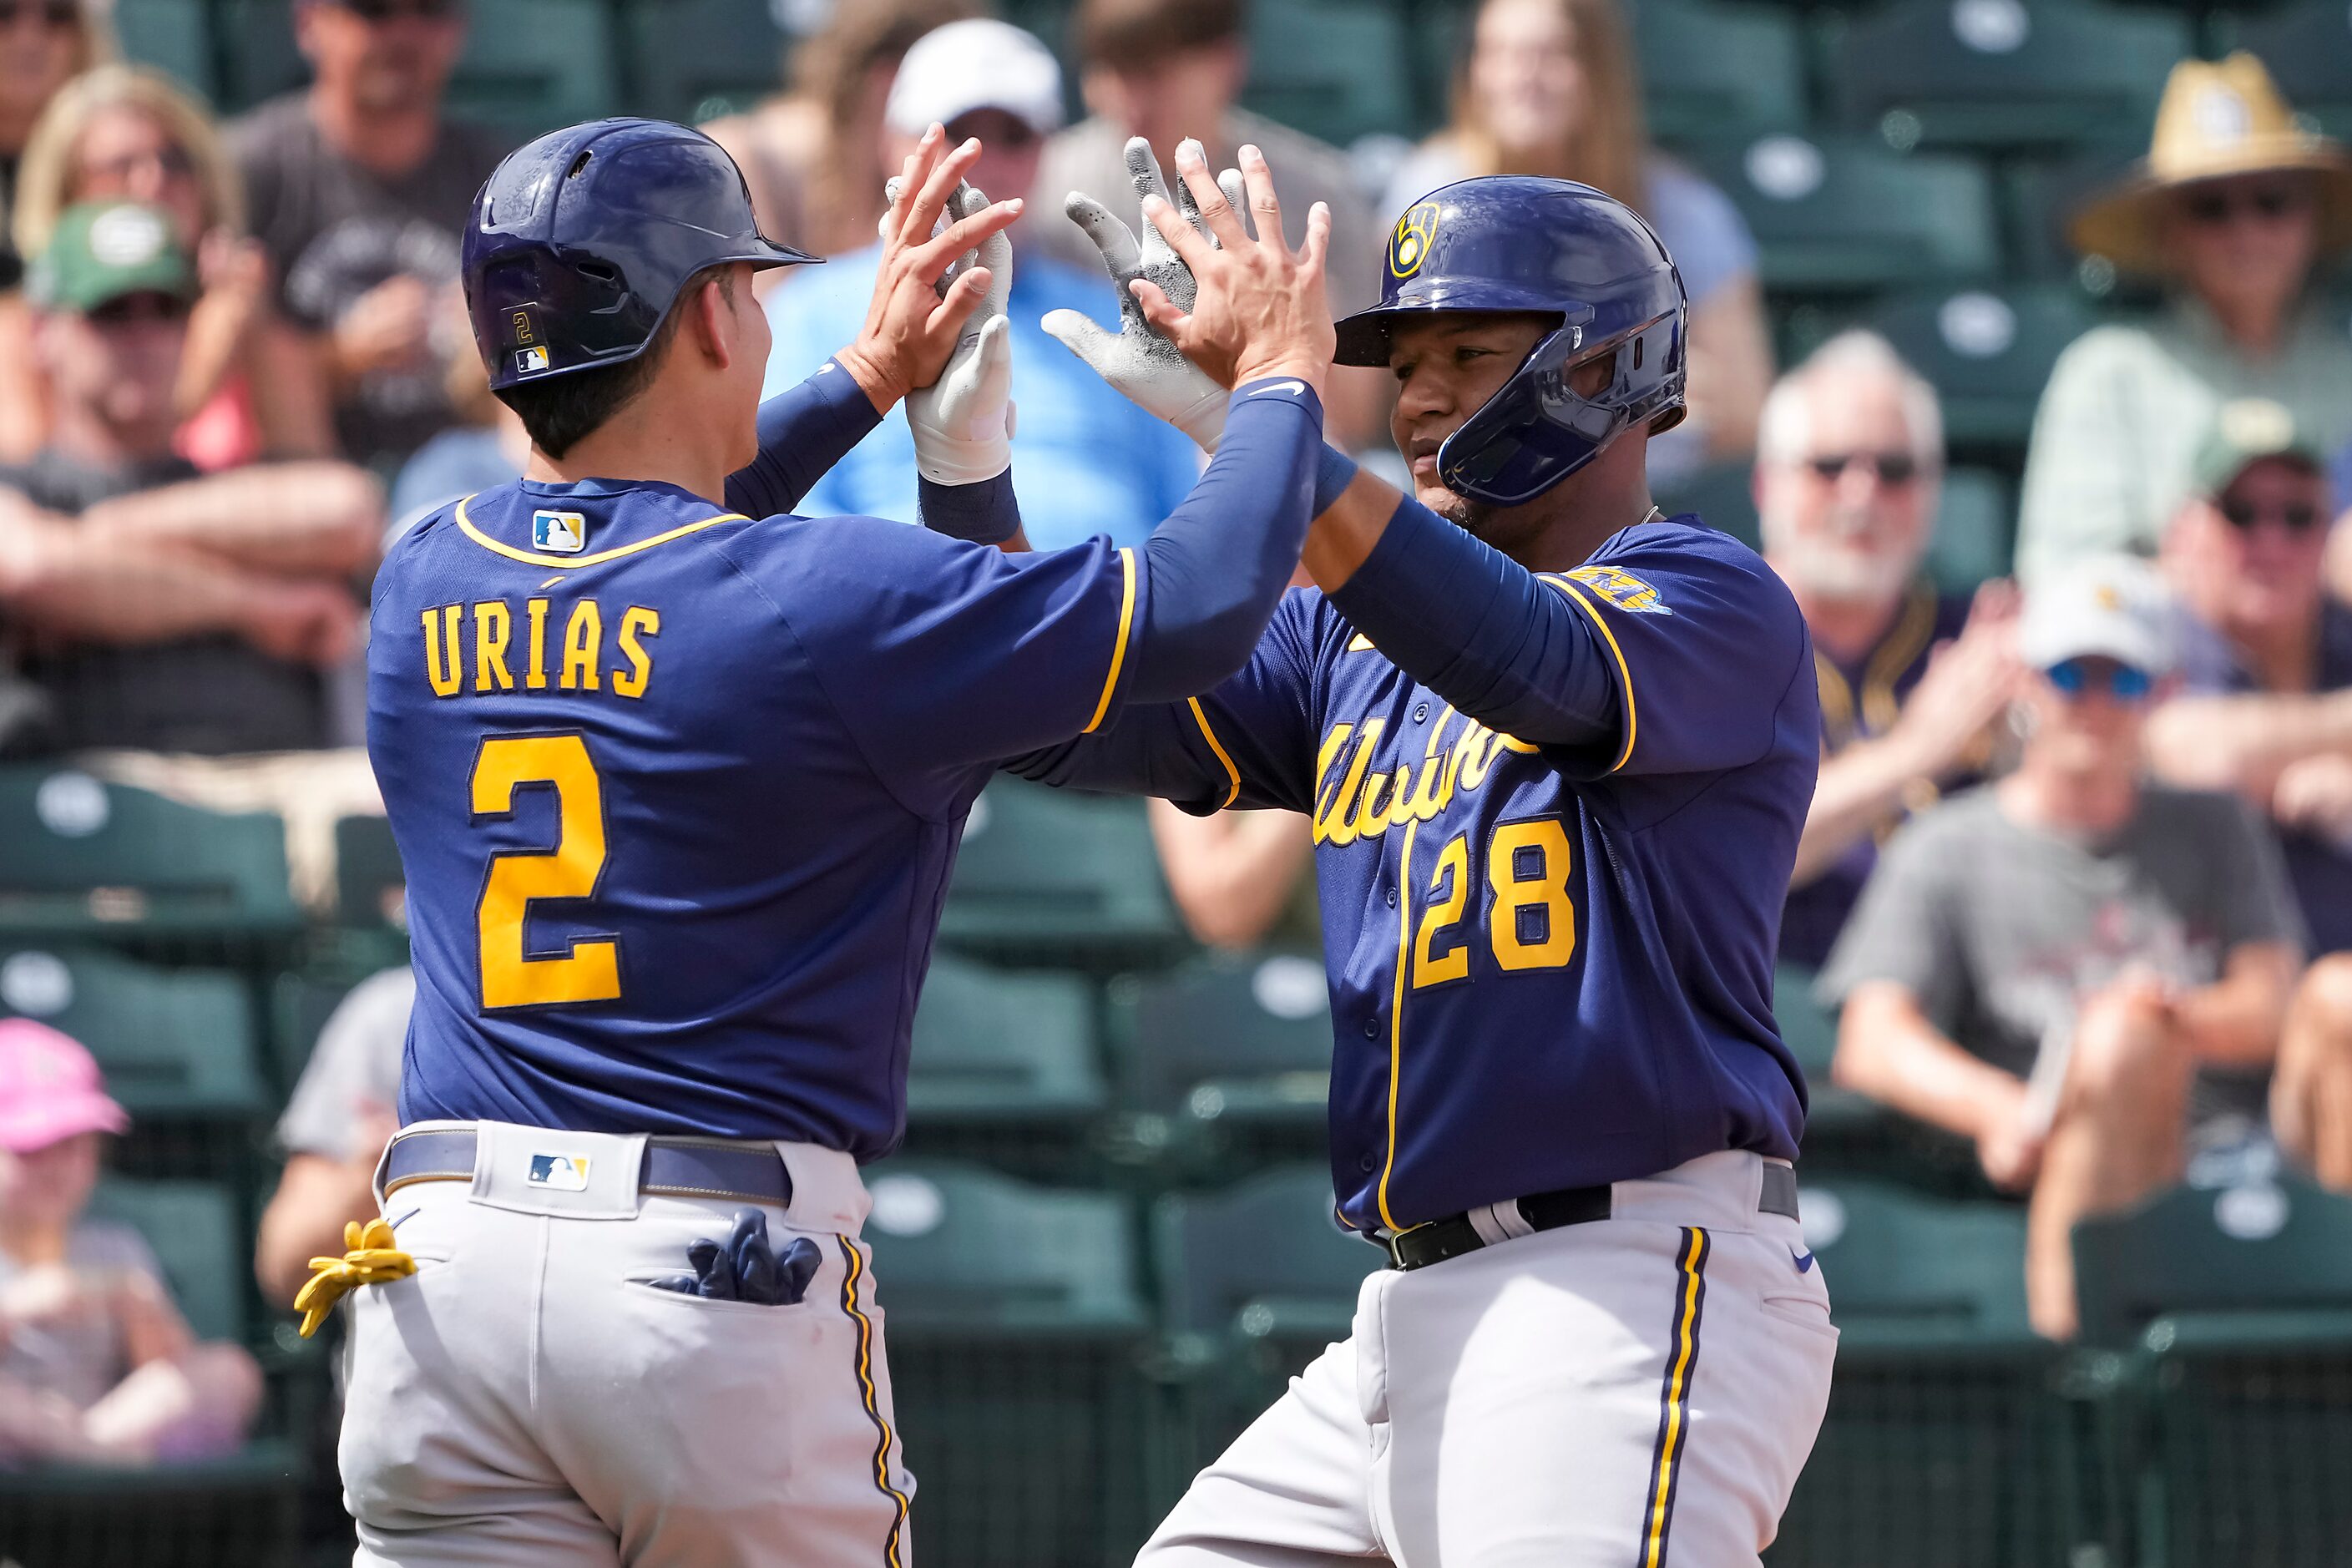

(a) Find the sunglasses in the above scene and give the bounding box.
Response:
[2045,658,2154,702]
[1806,451,1922,486]
[2219,496,2324,534]
[86,291,193,326]
[336,0,463,19]
[0,1,80,26]
[2182,183,2308,227]
[79,145,197,189]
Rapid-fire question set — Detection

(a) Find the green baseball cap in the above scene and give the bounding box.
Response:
[2190,397,2326,498]
[27,202,195,314]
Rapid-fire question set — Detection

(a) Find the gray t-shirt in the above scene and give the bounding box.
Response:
[276,967,412,1161]
[1818,785,2303,1118]
[0,1222,164,1409]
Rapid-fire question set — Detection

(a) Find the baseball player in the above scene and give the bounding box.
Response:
[1015,144,1839,1565]
[320,117,1335,1565]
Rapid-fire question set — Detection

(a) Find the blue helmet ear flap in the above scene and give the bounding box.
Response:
[1435,307,1685,507]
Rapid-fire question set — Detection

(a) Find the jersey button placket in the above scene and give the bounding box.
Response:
[1363,1017,1379,1039]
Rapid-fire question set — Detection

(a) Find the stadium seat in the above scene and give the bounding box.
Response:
[2071,1179,2352,1565]
[1927,466,2014,592]
[2002,139,2152,290]
[112,0,217,104]
[1826,0,2188,154]
[620,0,791,125]
[938,778,1188,969]
[1104,949,1332,1169]
[332,813,405,933]
[0,766,299,956]
[1864,285,2097,453]
[1240,0,1413,149]
[1657,459,1762,550]
[902,954,1106,1176]
[1631,0,1808,148]
[0,944,269,1184]
[2214,2,2352,140]
[1772,1179,2087,1566]
[1690,135,2001,294]
[860,1159,1156,1566]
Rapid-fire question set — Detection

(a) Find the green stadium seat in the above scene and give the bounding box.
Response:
[1104,949,1332,1169]
[1631,0,1808,147]
[332,813,405,932]
[938,778,1188,969]
[623,0,791,124]
[2071,1179,2352,1565]
[1927,466,2014,592]
[2001,139,2151,291]
[1864,285,2097,453]
[0,766,299,953]
[2215,2,2352,140]
[1771,1179,2087,1566]
[87,1176,246,1341]
[1241,0,1412,149]
[1691,135,2000,293]
[112,0,217,103]
[0,944,269,1184]
[1827,0,2187,154]
[213,0,304,111]
[901,954,1106,1176]
[861,1159,1156,1566]
[1657,459,1761,550]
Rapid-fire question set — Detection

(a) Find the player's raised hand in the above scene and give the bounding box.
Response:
[835,124,1022,412]
[1130,141,1333,398]
[898,179,1016,483]
[1044,137,1247,451]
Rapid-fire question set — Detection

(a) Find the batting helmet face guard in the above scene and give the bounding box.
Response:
[1334,177,1688,508]
[465,118,816,392]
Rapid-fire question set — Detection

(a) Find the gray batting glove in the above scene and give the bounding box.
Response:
[1042,137,1246,453]
[887,178,1017,485]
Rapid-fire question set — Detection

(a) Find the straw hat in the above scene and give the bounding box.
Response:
[2069,53,2352,275]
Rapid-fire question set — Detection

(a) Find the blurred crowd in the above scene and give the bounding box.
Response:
[2,0,2352,1470]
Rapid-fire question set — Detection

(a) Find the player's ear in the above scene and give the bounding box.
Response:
[687,275,734,373]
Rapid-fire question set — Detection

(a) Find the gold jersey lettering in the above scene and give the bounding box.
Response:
[473,600,513,692]
[422,604,463,697]
[525,598,552,690]
[561,599,603,691]
[612,606,660,699]
[1313,709,1535,845]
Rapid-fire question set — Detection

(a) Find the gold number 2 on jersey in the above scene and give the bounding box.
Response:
[471,733,622,1009]
[1411,817,1576,988]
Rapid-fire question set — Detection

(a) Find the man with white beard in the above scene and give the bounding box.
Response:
[1756,331,2027,968]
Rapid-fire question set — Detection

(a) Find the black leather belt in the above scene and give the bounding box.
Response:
[1381,1162,1801,1271]
[382,1128,794,1209]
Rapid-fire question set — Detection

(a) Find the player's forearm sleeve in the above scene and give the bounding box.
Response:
[1327,493,1620,747]
[723,361,884,518]
[1126,380,1319,702]
[918,470,1021,544]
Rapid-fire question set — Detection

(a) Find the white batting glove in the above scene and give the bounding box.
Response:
[889,178,1017,486]
[1042,137,1246,453]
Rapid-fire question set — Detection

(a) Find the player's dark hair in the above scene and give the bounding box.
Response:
[1075,0,1243,70]
[493,267,736,459]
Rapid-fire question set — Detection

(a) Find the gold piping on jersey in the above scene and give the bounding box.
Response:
[1376,817,1422,1232]
[1084,548,1139,735]
[1639,1226,1712,1568]
[837,1237,910,1568]
[1540,575,1638,773]
[453,495,749,570]
[1187,697,1242,808]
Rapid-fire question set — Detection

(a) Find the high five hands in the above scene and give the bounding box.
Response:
[1048,138,1333,450]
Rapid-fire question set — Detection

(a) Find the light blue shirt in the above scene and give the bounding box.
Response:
[762,244,1204,553]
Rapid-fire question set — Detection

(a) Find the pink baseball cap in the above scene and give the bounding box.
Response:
[0,1018,128,1154]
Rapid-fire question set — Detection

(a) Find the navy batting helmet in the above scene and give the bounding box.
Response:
[1334,177,1687,507]
[464,118,815,392]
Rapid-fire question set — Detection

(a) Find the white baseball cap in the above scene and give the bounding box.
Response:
[883,19,1065,139]
[2021,555,2177,675]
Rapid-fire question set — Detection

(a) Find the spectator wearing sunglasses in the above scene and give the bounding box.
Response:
[1820,556,2336,1340]
[761,18,1201,554]
[1757,331,2026,969]
[229,0,508,473]
[0,202,380,756]
[2017,54,2352,586]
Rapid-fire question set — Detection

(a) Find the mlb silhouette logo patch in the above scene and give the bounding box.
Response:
[528,1153,589,1191]
[514,345,550,375]
[533,510,586,554]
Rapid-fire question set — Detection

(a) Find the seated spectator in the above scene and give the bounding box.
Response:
[0,201,379,756]
[1034,0,1387,450]
[0,65,336,470]
[762,18,1201,553]
[703,0,978,271]
[0,0,105,295]
[2150,401,2352,964]
[230,0,509,472]
[1822,557,2352,1339]
[1760,331,2024,969]
[1383,0,1771,478]
[2017,54,2352,584]
[255,968,410,1309]
[0,1019,260,1464]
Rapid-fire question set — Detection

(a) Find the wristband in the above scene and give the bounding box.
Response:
[918,470,1020,545]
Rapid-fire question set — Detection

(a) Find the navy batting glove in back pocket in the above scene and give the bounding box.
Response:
[647,1208,823,1304]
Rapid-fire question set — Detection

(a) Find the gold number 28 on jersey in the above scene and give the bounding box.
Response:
[1411,818,1576,988]
[471,733,622,1010]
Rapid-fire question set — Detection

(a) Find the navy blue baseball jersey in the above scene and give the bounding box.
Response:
[368,478,1148,1156]
[1018,515,1818,1231]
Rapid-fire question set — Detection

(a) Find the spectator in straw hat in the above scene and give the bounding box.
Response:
[2016,53,2352,586]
